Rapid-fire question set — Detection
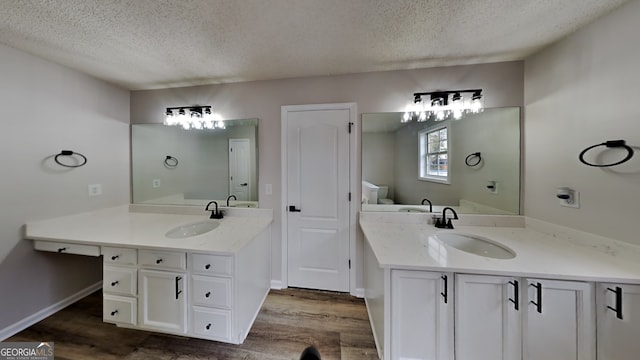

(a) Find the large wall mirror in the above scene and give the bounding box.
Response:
[131,118,258,207]
[362,108,520,215]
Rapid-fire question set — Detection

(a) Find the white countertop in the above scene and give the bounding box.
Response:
[360,212,640,284]
[26,205,272,254]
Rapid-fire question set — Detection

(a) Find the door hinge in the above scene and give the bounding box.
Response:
[348,192,351,201]
[230,147,233,152]
[348,259,351,269]
[348,122,354,133]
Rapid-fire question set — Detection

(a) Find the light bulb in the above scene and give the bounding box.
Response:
[216,120,226,129]
[417,111,427,122]
[402,112,411,123]
[436,110,445,121]
[164,110,176,126]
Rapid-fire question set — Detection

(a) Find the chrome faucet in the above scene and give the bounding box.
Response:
[435,206,458,229]
[205,201,224,219]
[226,194,237,207]
[421,198,433,212]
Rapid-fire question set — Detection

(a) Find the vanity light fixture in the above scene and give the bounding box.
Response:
[403,89,484,123]
[164,106,225,130]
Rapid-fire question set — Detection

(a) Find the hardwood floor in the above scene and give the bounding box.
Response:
[8,288,380,360]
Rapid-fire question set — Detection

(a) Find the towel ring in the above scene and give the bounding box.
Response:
[54,150,87,168]
[578,140,634,167]
[465,152,482,167]
[164,155,179,168]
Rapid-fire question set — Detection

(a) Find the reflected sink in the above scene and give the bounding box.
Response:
[399,207,430,213]
[165,220,219,239]
[429,232,516,259]
[230,202,257,208]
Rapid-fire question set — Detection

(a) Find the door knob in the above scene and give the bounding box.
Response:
[289,205,301,212]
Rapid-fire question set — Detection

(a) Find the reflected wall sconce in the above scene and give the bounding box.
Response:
[164,105,225,130]
[403,89,484,123]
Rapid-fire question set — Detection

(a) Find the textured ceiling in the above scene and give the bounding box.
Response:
[0,0,629,90]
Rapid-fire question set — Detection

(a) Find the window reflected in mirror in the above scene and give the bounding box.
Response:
[361,108,520,215]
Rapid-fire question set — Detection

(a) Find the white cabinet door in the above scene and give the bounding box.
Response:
[391,270,453,360]
[523,279,595,360]
[597,283,640,360]
[139,269,187,334]
[455,274,521,360]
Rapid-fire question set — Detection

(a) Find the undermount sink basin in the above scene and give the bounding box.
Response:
[165,220,219,239]
[429,232,516,259]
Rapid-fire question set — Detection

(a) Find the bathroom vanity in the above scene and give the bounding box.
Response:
[26,205,272,344]
[361,212,640,360]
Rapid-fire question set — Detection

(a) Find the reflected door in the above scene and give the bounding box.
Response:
[284,105,352,292]
[229,138,251,201]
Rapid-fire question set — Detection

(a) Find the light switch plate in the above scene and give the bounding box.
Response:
[152,179,161,188]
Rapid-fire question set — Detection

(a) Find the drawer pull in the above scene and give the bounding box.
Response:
[205,291,211,298]
[440,275,448,304]
[111,255,119,260]
[206,323,212,330]
[175,276,183,299]
[58,247,67,253]
[508,280,519,311]
[111,281,119,287]
[156,258,163,264]
[530,282,543,313]
[607,286,624,320]
[110,310,118,316]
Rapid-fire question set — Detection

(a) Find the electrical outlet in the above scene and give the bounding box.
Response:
[557,187,580,208]
[88,184,102,196]
[152,179,161,188]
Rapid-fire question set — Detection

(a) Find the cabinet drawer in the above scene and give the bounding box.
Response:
[103,295,136,325]
[192,275,232,309]
[191,253,232,276]
[191,307,231,341]
[103,265,137,296]
[34,240,100,256]
[102,247,137,265]
[139,249,186,270]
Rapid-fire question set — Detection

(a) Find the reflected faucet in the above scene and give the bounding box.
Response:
[435,207,458,229]
[205,201,224,219]
[421,198,433,212]
[226,195,237,207]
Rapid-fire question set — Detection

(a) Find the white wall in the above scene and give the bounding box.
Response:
[131,61,524,288]
[524,0,640,245]
[0,44,130,331]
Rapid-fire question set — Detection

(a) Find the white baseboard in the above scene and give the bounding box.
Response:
[0,281,102,341]
[270,280,284,290]
[352,287,365,298]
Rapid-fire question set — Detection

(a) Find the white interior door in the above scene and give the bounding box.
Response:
[284,104,353,292]
[229,138,251,201]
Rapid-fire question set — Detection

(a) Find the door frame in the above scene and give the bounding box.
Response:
[280,102,358,295]
[228,138,251,201]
